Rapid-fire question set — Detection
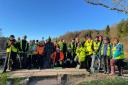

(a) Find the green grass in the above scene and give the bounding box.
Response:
[0,73,8,85]
[78,78,128,85]
[0,73,21,85]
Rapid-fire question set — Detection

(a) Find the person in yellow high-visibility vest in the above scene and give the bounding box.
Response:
[110,37,125,76]
[75,42,86,69]
[19,35,29,69]
[84,35,94,71]
[101,36,112,74]
[3,35,18,73]
[58,39,67,61]
[90,36,101,73]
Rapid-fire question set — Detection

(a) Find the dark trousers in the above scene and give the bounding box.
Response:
[115,59,124,75]
[54,61,63,67]
[32,54,44,69]
[85,55,92,70]
[32,54,38,68]
[63,60,71,68]
[63,59,77,68]
[27,54,33,69]
[38,55,44,68]
[63,52,67,61]
[44,54,53,68]
[102,55,110,73]
[3,52,17,72]
[80,61,86,69]
[20,53,28,69]
[71,60,77,67]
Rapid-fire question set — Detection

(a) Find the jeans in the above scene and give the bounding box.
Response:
[91,54,101,73]
[101,55,110,73]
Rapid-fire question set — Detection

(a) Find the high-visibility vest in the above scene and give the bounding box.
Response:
[6,40,18,53]
[84,40,93,55]
[35,46,45,55]
[58,41,63,51]
[20,40,28,50]
[76,47,81,57]
[93,42,100,51]
[6,45,18,53]
[52,51,64,63]
[112,43,125,59]
[93,41,100,55]
[101,43,111,57]
[76,47,86,62]
[70,42,77,52]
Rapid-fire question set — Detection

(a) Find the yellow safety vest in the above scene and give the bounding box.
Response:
[6,45,18,53]
[101,44,111,57]
[20,40,28,50]
[76,47,86,62]
[84,40,93,55]
[93,41,100,55]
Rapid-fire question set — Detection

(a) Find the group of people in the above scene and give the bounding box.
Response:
[3,34,125,76]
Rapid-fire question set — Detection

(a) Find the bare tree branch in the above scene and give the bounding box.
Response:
[84,0,128,14]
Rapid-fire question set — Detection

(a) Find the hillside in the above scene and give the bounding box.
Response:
[58,19,128,57]
[58,30,103,42]
[59,19,128,40]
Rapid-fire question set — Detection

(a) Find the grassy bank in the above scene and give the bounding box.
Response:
[0,73,20,85]
[0,73,8,85]
[78,78,128,85]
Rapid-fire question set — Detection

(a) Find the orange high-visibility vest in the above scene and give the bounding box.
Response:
[35,46,45,55]
[51,51,64,63]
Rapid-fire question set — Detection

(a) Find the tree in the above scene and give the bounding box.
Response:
[117,19,128,37]
[105,25,110,35]
[96,30,100,35]
[87,30,93,37]
[117,20,124,34]
[84,0,128,14]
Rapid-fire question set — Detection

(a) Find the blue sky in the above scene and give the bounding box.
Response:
[0,0,127,40]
